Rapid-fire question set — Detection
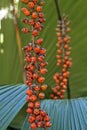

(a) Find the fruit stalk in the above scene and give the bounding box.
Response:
[21,0,51,129]
[50,1,72,99]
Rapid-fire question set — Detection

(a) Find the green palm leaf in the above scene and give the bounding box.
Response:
[22,98,87,130]
[0,84,27,130]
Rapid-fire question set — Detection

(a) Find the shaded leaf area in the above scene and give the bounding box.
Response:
[0,0,87,98]
[22,98,87,130]
[0,84,27,130]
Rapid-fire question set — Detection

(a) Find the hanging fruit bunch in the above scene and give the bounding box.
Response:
[50,15,72,100]
[21,0,51,129]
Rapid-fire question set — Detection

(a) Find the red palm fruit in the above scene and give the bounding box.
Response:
[52,87,57,93]
[40,110,46,116]
[35,101,40,108]
[26,108,33,114]
[28,2,34,8]
[65,51,71,56]
[34,108,40,115]
[63,64,67,68]
[39,13,44,18]
[26,81,32,86]
[57,49,62,54]
[56,55,61,59]
[31,56,37,62]
[21,0,29,4]
[50,94,54,98]
[40,68,47,74]
[29,19,35,26]
[22,28,29,34]
[36,115,43,121]
[44,115,50,122]
[56,85,60,90]
[56,91,61,96]
[55,79,60,84]
[35,22,41,29]
[26,95,31,101]
[40,48,46,55]
[57,62,61,66]
[30,123,37,130]
[39,18,46,23]
[26,89,33,96]
[45,122,52,127]
[22,18,29,24]
[38,92,45,99]
[30,95,37,102]
[40,61,48,67]
[33,73,39,79]
[38,55,44,62]
[25,57,31,62]
[36,6,42,12]
[28,102,34,108]
[62,68,66,73]
[60,94,64,99]
[34,46,40,53]
[41,84,47,91]
[57,32,61,37]
[28,115,36,123]
[32,30,38,37]
[34,85,40,91]
[63,78,67,83]
[21,8,30,16]
[59,75,63,80]
[38,77,45,83]
[37,121,43,128]
[53,96,58,100]
[62,85,67,89]
[64,36,70,42]
[64,44,68,49]
[36,38,43,44]
[32,12,38,19]
[60,82,64,87]
[27,45,33,51]
[60,89,66,94]
[27,64,34,71]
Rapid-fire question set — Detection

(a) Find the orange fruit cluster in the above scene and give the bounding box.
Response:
[50,15,72,100]
[21,0,51,129]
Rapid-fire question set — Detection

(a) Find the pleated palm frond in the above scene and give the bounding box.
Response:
[22,98,87,130]
[0,84,27,130]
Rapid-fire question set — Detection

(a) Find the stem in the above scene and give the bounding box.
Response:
[54,0,71,99]
[11,0,26,83]
[54,0,62,20]
[67,78,71,99]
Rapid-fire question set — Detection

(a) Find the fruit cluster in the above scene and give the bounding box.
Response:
[21,0,51,129]
[50,15,72,100]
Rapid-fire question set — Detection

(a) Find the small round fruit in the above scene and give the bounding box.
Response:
[38,77,45,83]
[32,12,38,19]
[30,123,37,129]
[26,108,33,114]
[35,101,40,108]
[38,92,45,99]
[34,108,40,115]
[21,8,30,16]
[28,102,34,108]
[28,2,34,8]
[26,89,33,96]
[36,6,42,12]
[40,68,47,74]
[30,95,37,102]
[41,84,47,91]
